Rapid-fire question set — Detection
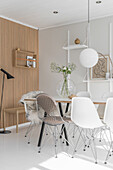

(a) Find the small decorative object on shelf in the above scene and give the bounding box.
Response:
[68,94,76,99]
[15,48,37,69]
[26,56,33,67]
[17,48,20,51]
[74,38,80,44]
[33,58,36,68]
[50,62,76,98]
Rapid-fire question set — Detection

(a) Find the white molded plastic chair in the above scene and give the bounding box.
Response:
[103,98,113,129]
[103,92,113,100]
[66,91,91,138]
[103,98,113,164]
[76,91,91,98]
[98,92,113,120]
[71,97,104,163]
[76,91,100,113]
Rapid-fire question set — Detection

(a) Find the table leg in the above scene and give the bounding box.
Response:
[65,103,70,113]
[16,110,19,133]
[58,102,64,138]
[58,102,69,146]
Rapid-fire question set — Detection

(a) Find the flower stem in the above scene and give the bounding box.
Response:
[61,74,69,97]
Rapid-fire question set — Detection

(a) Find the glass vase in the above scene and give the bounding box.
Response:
[56,75,76,98]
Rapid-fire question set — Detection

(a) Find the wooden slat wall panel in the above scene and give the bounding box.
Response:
[0,18,39,128]
[0,19,2,124]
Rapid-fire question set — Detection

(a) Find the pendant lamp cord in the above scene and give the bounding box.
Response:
[88,0,90,23]
[87,0,90,47]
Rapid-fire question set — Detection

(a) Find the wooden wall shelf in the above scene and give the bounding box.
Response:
[15,49,37,69]
[63,44,88,50]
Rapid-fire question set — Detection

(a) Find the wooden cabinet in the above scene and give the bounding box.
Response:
[15,48,37,69]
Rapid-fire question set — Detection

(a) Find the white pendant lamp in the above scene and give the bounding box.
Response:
[80,48,98,68]
[79,0,98,68]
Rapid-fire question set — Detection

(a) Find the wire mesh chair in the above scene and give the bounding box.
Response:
[36,93,71,157]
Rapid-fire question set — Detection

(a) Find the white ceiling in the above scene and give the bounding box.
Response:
[0,0,113,29]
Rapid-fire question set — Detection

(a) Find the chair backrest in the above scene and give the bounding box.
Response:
[21,91,43,118]
[103,98,113,131]
[36,93,58,116]
[20,90,43,104]
[71,97,103,129]
[76,91,91,98]
[102,92,113,100]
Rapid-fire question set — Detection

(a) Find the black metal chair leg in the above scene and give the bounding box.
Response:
[64,102,69,145]
[37,122,45,152]
[63,126,69,146]
[58,102,69,146]
[37,112,47,152]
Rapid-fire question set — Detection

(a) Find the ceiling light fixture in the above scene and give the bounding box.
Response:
[53,11,58,14]
[96,1,102,4]
[79,0,98,69]
[80,0,113,84]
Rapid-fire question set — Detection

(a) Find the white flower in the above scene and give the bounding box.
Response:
[63,67,66,70]
[68,68,71,71]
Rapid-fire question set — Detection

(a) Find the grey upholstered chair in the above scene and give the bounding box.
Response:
[36,93,71,157]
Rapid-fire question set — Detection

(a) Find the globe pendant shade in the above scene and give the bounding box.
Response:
[79,48,98,68]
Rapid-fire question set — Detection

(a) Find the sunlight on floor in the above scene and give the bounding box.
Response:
[28,168,40,170]
[0,125,113,170]
[40,153,112,170]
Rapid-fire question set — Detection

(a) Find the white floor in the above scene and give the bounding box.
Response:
[0,124,113,170]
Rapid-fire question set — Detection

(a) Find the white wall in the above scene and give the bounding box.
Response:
[39,16,113,98]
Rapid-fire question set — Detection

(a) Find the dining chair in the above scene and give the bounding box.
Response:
[36,93,71,157]
[71,97,104,163]
[70,91,91,138]
[20,90,43,141]
[103,98,113,164]
[98,92,113,121]
[76,91,91,98]
[65,91,91,119]
[102,92,113,99]
[76,90,100,113]
[97,92,113,143]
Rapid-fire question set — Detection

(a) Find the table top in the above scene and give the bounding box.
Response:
[23,96,106,105]
[54,96,106,104]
